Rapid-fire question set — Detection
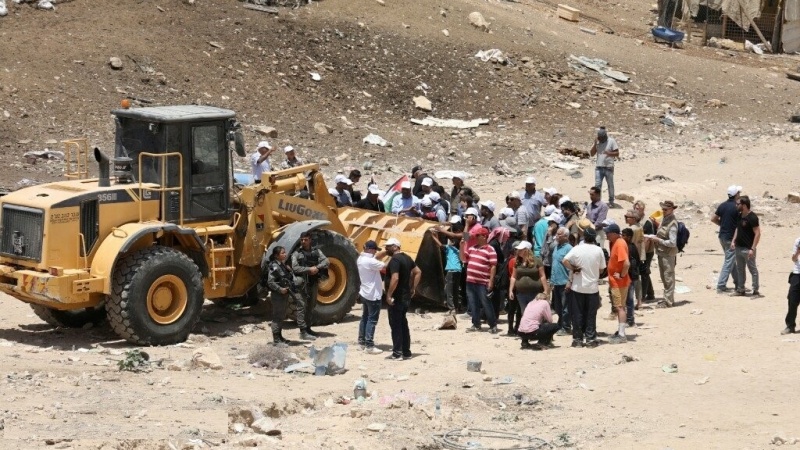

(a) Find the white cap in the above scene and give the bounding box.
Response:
[385,237,401,247]
[328,188,339,196]
[421,196,433,207]
[464,207,480,217]
[499,207,515,218]
[514,241,533,250]
[400,180,412,189]
[544,187,558,196]
[525,176,536,184]
[283,145,295,153]
[544,204,557,216]
[368,185,381,195]
[727,185,742,197]
[481,200,495,212]
[547,212,562,223]
[449,215,462,224]
[558,196,571,206]
[257,140,272,150]
[335,175,353,185]
[508,190,521,199]
[601,218,616,226]
[451,171,467,180]
[428,191,441,202]
[421,177,433,187]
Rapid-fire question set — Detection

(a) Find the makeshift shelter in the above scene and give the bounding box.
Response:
[667,0,799,52]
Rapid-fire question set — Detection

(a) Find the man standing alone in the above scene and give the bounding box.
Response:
[782,237,800,335]
[712,185,742,293]
[731,195,760,297]
[589,127,620,206]
[357,240,388,354]
[384,238,421,360]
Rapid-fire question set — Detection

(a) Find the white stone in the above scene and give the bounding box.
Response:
[191,347,223,370]
[413,96,432,111]
[468,12,490,32]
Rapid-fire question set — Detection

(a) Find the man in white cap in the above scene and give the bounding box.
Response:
[507,191,530,241]
[355,185,386,212]
[590,126,620,206]
[522,176,546,242]
[384,237,421,360]
[419,177,435,198]
[251,141,276,184]
[419,196,444,222]
[279,145,305,169]
[480,201,500,231]
[411,165,438,199]
[711,185,742,293]
[428,191,448,221]
[333,174,353,207]
[391,180,421,217]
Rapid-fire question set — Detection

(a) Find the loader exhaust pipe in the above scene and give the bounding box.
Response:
[94,147,111,187]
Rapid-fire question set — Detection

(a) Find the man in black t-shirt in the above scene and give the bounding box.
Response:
[355,185,386,212]
[731,195,761,296]
[384,237,421,360]
[712,185,742,292]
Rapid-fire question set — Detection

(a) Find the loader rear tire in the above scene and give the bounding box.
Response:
[106,246,204,345]
[311,231,359,325]
[30,304,106,328]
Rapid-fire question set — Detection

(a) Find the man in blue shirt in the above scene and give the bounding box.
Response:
[711,185,741,293]
[533,205,557,257]
[391,181,421,217]
[550,226,573,334]
[431,221,463,314]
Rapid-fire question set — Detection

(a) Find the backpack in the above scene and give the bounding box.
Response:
[597,245,610,279]
[676,221,690,253]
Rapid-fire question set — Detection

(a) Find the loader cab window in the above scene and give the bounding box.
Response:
[187,123,228,220]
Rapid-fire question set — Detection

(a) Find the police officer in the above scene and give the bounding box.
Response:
[291,231,330,339]
[265,245,298,344]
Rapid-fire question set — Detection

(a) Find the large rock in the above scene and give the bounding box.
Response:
[255,126,278,138]
[109,57,123,70]
[314,122,333,134]
[192,347,223,370]
[413,96,432,111]
[788,192,800,203]
[251,417,281,436]
[468,12,490,32]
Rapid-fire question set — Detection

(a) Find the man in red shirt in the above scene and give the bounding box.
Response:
[460,226,499,333]
[606,224,630,344]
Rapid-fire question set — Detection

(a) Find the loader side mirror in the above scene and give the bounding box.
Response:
[233,130,246,157]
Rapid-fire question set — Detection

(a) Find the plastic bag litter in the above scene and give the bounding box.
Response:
[363,133,392,147]
[744,40,766,55]
[474,49,506,64]
[310,343,348,376]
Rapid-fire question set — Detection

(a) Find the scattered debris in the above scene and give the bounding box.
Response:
[250,344,298,370]
[251,417,281,436]
[254,125,278,137]
[695,376,710,385]
[363,133,392,147]
[580,27,597,35]
[310,72,321,81]
[353,379,368,399]
[23,149,65,163]
[569,55,629,83]
[313,122,333,134]
[439,313,457,330]
[645,174,674,182]
[558,147,591,159]
[467,360,482,372]
[492,376,514,385]
[788,192,800,204]
[241,3,279,14]
[787,72,800,82]
[662,363,678,373]
[557,4,581,22]
[310,343,348,376]
[690,308,703,315]
[474,49,507,64]
[208,41,224,50]
[410,116,489,129]
[367,422,387,432]
[192,347,223,370]
[705,98,726,108]
[551,161,581,171]
[616,354,639,364]
[744,39,766,55]
[615,193,635,203]
[118,349,150,372]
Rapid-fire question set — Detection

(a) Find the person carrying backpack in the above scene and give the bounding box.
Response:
[644,200,679,308]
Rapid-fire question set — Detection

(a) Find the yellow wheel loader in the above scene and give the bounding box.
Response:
[0,104,445,345]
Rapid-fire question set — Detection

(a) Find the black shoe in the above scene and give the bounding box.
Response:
[300,329,317,341]
[626,321,635,327]
[389,353,403,361]
[402,354,412,360]
[571,340,584,348]
[521,340,532,349]
[585,340,599,348]
[539,341,555,348]
[277,331,291,344]
[306,328,320,337]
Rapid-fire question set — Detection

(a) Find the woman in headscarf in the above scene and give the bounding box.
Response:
[509,241,549,317]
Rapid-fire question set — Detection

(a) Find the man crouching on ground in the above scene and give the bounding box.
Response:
[518,293,560,349]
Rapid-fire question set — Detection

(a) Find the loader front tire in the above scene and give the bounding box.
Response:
[311,231,359,325]
[106,246,204,345]
[30,304,106,328]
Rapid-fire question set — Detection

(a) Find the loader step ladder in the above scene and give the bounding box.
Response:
[208,237,236,289]
[62,138,90,180]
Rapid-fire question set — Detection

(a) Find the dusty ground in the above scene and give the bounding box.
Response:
[1,0,800,449]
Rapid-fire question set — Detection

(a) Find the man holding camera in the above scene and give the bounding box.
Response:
[291,231,330,338]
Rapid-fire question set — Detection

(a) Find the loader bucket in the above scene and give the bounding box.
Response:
[337,207,446,306]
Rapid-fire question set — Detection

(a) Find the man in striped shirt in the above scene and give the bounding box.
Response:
[461,226,499,333]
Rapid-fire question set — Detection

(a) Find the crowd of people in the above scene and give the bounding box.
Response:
[256,129,793,357]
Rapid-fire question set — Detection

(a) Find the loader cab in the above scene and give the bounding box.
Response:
[111,105,245,223]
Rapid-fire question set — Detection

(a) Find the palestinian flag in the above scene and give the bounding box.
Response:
[382,174,410,213]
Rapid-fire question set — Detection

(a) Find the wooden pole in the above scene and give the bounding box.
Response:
[737,0,773,52]
[772,1,783,53]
